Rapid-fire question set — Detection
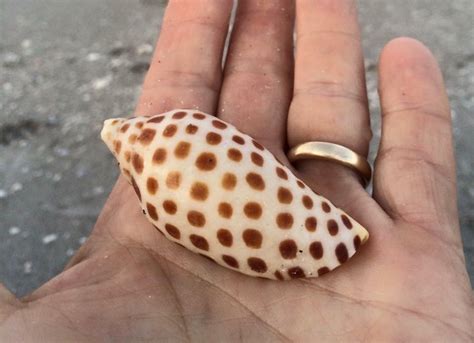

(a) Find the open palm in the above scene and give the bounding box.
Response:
[1,1,472,341]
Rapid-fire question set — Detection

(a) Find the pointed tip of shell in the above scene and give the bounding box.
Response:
[354,220,370,246]
[100,117,125,146]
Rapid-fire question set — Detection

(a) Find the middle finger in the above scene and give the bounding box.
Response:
[218,0,295,153]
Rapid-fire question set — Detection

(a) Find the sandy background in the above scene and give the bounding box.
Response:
[1,0,473,296]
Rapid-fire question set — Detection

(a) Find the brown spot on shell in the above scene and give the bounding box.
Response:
[305,217,317,232]
[174,141,191,159]
[193,113,205,120]
[322,202,331,213]
[274,271,284,280]
[212,120,227,130]
[218,202,233,219]
[186,123,198,134]
[190,234,209,251]
[288,267,305,279]
[120,123,130,133]
[146,203,158,221]
[227,148,242,162]
[131,177,141,201]
[165,223,180,239]
[341,214,353,229]
[217,229,233,247]
[172,111,187,119]
[222,255,239,268]
[138,128,156,145]
[166,171,181,189]
[246,173,265,190]
[135,122,144,129]
[190,182,208,201]
[242,229,262,249]
[124,151,131,162]
[309,241,323,260]
[276,213,293,229]
[318,267,330,276]
[327,219,339,236]
[111,119,120,125]
[279,239,297,259]
[252,140,264,151]
[163,200,177,214]
[296,180,305,189]
[113,140,121,154]
[128,134,138,144]
[222,173,237,190]
[132,153,144,174]
[195,152,217,171]
[335,243,349,263]
[147,115,164,123]
[276,167,288,180]
[163,124,177,137]
[277,187,293,204]
[250,152,264,167]
[302,195,313,209]
[187,210,206,227]
[146,177,158,195]
[152,148,167,165]
[354,235,361,250]
[232,135,245,145]
[243,202,262,219]
[206,132,222,145]
[247,257,267,273]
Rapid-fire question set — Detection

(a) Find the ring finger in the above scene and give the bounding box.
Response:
[288,0,371,207]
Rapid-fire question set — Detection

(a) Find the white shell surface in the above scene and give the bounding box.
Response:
[101,109,369,280]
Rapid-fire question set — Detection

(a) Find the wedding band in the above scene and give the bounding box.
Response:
[287,141,372,187]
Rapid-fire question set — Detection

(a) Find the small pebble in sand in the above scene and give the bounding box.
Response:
[3,82,13,92]
[21,39,32,49]
[92,75,113,90]
[86,52,101,62]
[92,186,104,195]
[79,237,87,244]
[10,182,23,193]
[52,173,62,182]
[3,52,22,67]
[0,189,7,199]
[137,43,153,55]
[42,234,58,244]
[66,248,75,256]
[9,227,21,235]
[23,261,32,274]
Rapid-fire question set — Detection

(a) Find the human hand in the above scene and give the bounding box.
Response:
[1,0,472,341]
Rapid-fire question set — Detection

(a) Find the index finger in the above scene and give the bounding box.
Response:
[135,0,233,116]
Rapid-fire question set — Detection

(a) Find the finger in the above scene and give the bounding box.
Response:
[287,0,371,203]
[374,38,458,237]
[218,0,295,152]
[135,0,233,116]
[0,283,20,321]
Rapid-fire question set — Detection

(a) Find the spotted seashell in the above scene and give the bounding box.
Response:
[101,109,369,280]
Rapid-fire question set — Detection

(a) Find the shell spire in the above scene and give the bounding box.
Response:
[101,109,369,280]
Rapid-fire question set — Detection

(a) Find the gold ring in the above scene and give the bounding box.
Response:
[287,141,372,187]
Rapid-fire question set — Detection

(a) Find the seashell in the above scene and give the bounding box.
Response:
[101,109,369,280]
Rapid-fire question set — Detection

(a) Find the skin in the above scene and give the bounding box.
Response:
[0,0,472,341]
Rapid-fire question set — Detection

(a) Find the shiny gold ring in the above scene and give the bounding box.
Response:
[287,141,372,187]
